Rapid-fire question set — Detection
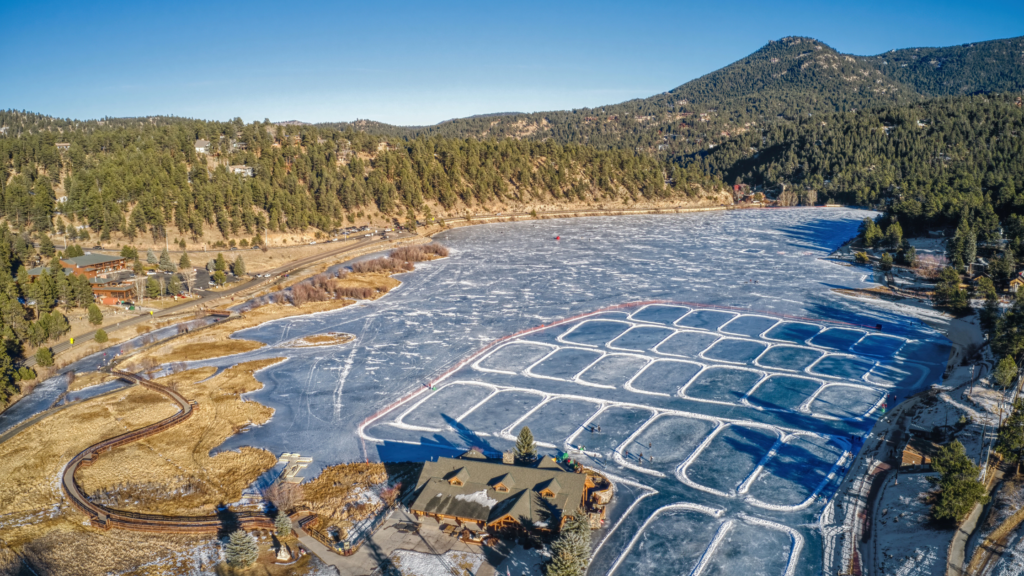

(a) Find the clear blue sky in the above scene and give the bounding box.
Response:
[2,0,1021,126]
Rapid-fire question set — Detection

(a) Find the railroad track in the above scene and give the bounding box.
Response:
[61,370,275,533]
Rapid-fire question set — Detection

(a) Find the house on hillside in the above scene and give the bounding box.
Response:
[195,139,210,154]
[409,450,603,537]
[55,142,70,151]
[229,165,253,177]
[1011,277,1024,294]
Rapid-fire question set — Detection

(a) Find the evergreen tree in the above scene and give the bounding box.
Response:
[514,426,537,464]
[932,440,989,522]
[885,221,902,250]
[87,303,103,325]
[120,245,138,260]
[995,357,1018,389]
[94,329,108,343]
[146,249,157,265]
[179,252,191,269]
[215,252,227,272]
[224,529,259,569]
[934,267,968,312]
[879,252,893,271]
[545,514,591,576]
[0,344,17,408]
[158,248,174,271]
[167,274,181,295]
[997,400,1024,473]
[146,277,160,299]
[232,256,246,277]
[36,347,54,367]
[39,235,55,258]
[275,514,292,537]
[212,270,227,286]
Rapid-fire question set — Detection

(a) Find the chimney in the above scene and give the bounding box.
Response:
[502,450,514,465]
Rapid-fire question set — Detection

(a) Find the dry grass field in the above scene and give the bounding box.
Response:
[77,360,282,516]
[67,369,118,391]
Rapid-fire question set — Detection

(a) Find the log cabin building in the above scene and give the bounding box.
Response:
[409,450,601,536]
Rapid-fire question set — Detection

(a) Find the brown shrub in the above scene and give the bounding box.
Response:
[350,257,414,274]
[389,243,449,262]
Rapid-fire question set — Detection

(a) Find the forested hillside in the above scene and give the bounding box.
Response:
[325,36,1024,159]
[0,110,721,245]
[695,93,1024,241]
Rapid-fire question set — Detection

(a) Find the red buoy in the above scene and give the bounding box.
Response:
[556,236,560,240]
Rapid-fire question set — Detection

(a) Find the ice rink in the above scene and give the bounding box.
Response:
[179,208,947,575]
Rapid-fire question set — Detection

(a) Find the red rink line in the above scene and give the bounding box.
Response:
[357,299,872,460]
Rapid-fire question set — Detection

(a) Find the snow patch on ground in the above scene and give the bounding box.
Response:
[390,549,485,576]
[873,471,948,576]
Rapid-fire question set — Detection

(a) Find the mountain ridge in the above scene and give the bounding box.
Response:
[319,35,1024,156]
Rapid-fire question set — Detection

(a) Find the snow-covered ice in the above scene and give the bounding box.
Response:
[170,208,951,575]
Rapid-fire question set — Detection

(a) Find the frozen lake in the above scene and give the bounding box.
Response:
[183,208,947,575]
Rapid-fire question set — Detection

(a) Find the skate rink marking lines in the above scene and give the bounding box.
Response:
[355,304,944,576]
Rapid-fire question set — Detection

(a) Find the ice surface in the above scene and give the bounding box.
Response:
[721,315,780,338]
[701,338,769,364]
[517,397,603,445]
[757,345,824,371]
[158,208,953,576]
[701,518,794,576]
[626,359,702,396]
[608,326,676,352]
[628,304,691,324]
[654,330,721,358]
[682,366,764,404]
[764,321,823,344]
[578,354,650,388]
[684,424,780,496]
[676,309,738,330]
[559,319,633,347]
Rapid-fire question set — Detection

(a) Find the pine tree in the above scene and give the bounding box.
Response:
[879,252,893,271]
[932,440,989,521]
[514,426,537,464]
[146,249,157,265]
[146,277,160,299]
[179,252,191,269]
[87,303,103,325]
[159,248,174,271]
[215,252,227,272]
[36,347,54,367]
[275,514,292,537]
[39,235,55,257]
[213,270,227,286]
[998,400,1024,470]
[94,329,108,343]
[167,274,181,295]
[224,529,259,568]
[995,357,1018,389]
[232,256,246,277]
[545,514,591,576]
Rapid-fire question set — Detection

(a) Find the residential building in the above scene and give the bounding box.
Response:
[229,165,254,177]
[195,139,210,154]
[56,142,71,151]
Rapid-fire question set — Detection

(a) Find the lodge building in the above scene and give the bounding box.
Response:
[408,450,607,537]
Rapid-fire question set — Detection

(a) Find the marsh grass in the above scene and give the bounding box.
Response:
[77,361,282,516]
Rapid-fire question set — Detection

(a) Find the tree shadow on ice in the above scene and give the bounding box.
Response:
[441,413,498,456]
[720,431,835,493]
[777,218,860,252]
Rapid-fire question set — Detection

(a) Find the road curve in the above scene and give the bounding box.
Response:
[61,370,274,533]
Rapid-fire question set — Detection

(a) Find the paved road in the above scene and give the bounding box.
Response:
[21,233,414,368]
